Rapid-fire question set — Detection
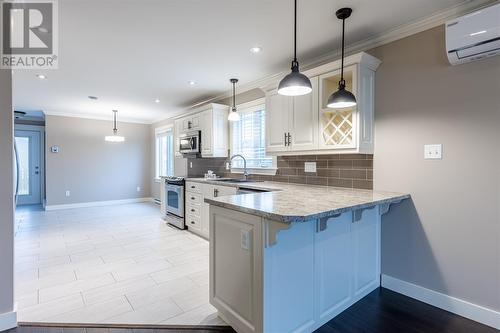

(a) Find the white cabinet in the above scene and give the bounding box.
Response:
[174,103,229,158]
[209,205,382,333]
[264,52,380,155]
[186,181,237,239]
[265,77,318,153]
[174,119,183,158]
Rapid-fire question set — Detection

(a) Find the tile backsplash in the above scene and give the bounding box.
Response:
[187,154,373,190]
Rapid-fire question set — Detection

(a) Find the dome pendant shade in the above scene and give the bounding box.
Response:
[278,62,312,96]
[278,0,312,96]
[327,7,357,109]
[327,82,356,108]
[228,78,240,122]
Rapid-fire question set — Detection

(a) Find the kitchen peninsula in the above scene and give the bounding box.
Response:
[190,179,409,333]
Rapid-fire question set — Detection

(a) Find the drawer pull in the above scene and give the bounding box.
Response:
[191,185,196,189]
[191,197,195,200]
[191,209,195,212]
[190,221,195,224]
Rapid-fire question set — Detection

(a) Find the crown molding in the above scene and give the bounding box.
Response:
[44,110,153,124]
[173,0,497,117]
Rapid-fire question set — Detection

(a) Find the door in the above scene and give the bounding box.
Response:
[290,76,319,151]
[15,130,42,205]
[265,89,291,153]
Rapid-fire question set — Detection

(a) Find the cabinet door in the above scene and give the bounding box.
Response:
[265,89,290,153]
[191,114,200,129]
[352,207,380,299]
[212,108,228,157]
[290,76,319,151]
[200,110,213,156]
[314,214,353,322]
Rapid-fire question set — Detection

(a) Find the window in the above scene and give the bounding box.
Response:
[155,126,174,179]
[230,98,276,174]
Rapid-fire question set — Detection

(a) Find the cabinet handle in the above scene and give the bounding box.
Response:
[288,132,292,146]
[191,197,195,200]
[284,132,288,146]
[188,121,192,129]
[191,185,196,189]
[191,209,195,212]
[214,189,219,197]
[190,221,195,224]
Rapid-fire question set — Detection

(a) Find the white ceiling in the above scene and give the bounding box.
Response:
[12,0,485,123]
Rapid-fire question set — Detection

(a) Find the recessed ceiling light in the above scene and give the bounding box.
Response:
[36,74,46,80]
[154,98,160,103]
[88,96,98,100]
[188,80,196,86]
[250,46,262,54]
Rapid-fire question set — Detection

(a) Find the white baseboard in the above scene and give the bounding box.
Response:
[381,274,500,329]
[0,311,17,331]
[45,197,153,211]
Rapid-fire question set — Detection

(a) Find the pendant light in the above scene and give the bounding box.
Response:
[228,78,240,122]
[104,110,125,142]
[277,0,312,96]
[327,8,357,109]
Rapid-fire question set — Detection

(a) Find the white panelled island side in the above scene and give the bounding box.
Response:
[186,179,409,333]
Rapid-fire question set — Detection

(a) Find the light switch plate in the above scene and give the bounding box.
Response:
[424,144,442,159]
[65,190,71,197]
[304,162,317,173]
[51,146,59,153]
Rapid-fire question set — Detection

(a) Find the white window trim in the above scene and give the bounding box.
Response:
[154,124,174,181]
[229,98,277,176]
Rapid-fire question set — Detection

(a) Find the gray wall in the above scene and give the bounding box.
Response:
[45,115,152,206]
[0,70,15,319]
[370,26,500,311]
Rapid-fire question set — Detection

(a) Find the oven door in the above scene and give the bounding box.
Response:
[166,184,184,217]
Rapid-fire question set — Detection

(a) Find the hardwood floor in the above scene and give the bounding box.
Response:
[12,288,496,333]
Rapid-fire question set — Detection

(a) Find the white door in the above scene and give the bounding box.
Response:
[290,76,319,151]
[265,89,290,153]
[15,130,42,205]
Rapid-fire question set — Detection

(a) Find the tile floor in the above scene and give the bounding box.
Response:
[14,202,225,326]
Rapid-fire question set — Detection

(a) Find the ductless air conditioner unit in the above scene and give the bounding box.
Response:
[446,3,500,65]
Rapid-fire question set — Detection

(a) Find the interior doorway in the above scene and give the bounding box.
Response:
[14,125,44,206]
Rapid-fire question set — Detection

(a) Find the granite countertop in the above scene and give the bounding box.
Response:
[186,178,410,223]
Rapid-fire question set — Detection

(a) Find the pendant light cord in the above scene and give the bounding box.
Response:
[113,110,118,134]
[340,16,345,86]
[293,0,297,64]
[232,82,236,109]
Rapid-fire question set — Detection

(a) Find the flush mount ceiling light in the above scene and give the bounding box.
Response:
[104,110,125,142]
[228,78,240,122]
[327,8,357,109]
[188,80,196,86]
[250,46,262,54]
[154,98,160,103]
[278,0,312,96]
[36,74,46,80]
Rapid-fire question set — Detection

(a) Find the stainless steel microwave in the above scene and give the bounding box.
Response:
[179,131,201,155]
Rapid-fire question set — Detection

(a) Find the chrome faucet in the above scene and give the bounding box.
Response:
[230,154,250,180]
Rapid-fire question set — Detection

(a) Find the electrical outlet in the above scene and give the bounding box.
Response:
[304,162,317,173]
[424,144,442,160]
[136,186,141,192]
[240,229,251,251]
[190,161,193,168]
[226,162,230,170]
[65,190,71,197]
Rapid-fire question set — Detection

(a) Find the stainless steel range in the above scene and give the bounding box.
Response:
[164,176,185,229]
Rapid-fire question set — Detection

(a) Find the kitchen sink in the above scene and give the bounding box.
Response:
[212,178,263,183]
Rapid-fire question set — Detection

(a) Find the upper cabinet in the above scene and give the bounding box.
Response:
[174,103,229,158]
[265,77,319,152]
[264,52,380,155]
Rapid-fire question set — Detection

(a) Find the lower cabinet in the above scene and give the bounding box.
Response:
[210,205,381,333]
[186,181,237,239]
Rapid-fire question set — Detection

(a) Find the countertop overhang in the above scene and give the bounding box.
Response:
[187,178,410,223]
